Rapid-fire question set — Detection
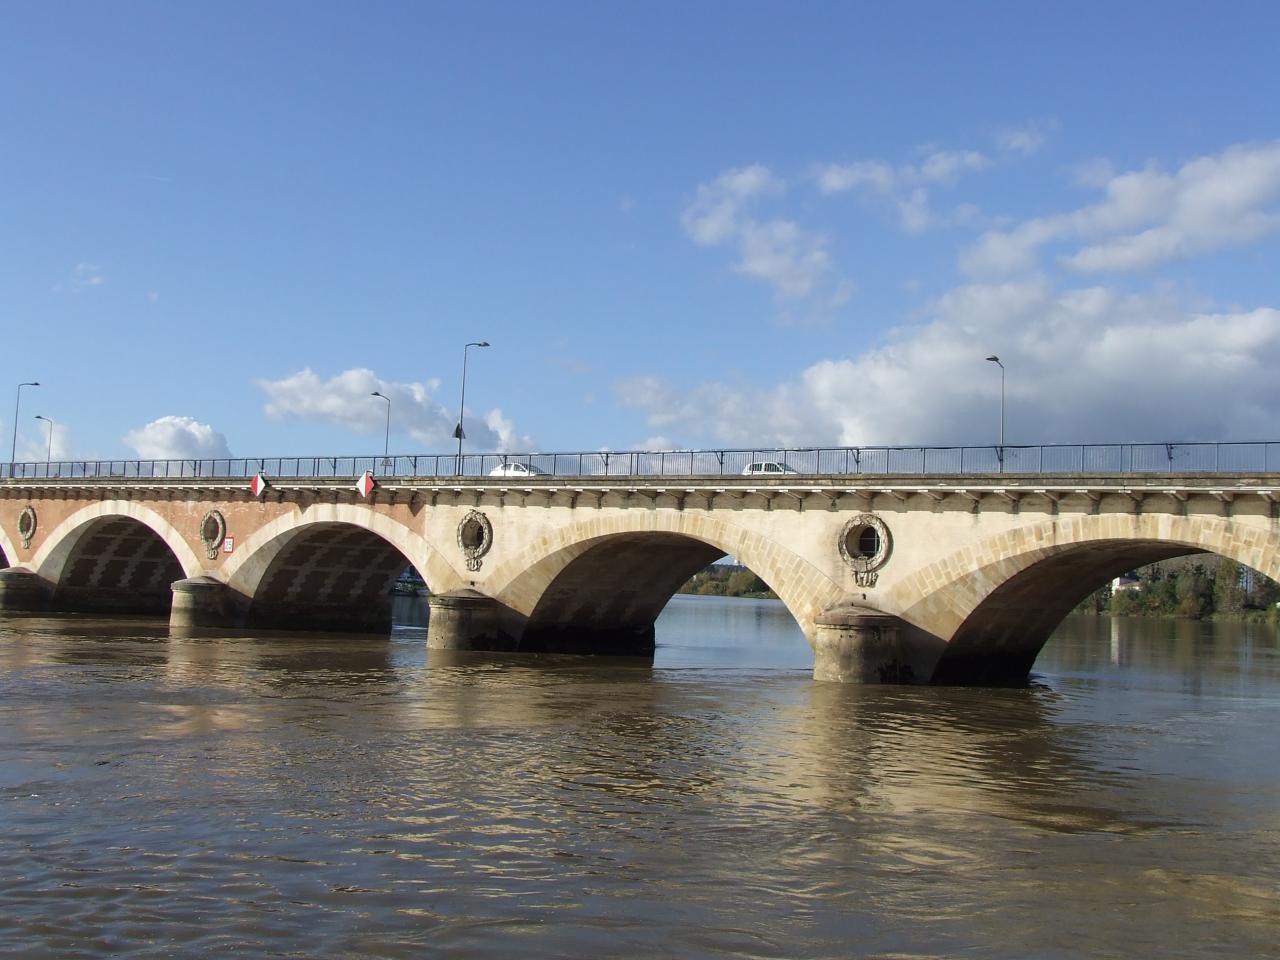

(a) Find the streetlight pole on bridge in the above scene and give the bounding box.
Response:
[985,356,1005,448]
[9,380,39,478]
[34,415,54,462]
[455,340,489,475]
[371,391,391,468]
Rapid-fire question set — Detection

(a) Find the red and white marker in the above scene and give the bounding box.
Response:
[250,473,269,497]
[356,471,377,498]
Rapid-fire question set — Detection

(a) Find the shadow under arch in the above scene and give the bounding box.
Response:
[488,516,844,656]
[896,514,1280,684]
[30,500,203,585]
[232,520,428,634]
[34,514,192,616]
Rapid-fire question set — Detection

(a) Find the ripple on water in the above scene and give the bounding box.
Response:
[1,609,1279,957]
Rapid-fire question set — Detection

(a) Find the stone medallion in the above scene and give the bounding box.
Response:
[200,510,227,559]
[17,506,37,549]
[838,513,892,588]
[457,510,493,572]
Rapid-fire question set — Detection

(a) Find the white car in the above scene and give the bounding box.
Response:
[740,461,800,476]
[488,462,551,477]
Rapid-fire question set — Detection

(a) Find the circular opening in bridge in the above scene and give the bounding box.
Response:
[459,517,486,550]
[846,524,880,559]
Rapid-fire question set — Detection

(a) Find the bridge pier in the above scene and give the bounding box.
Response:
[170,577,243,632]
[426,589,526,652]
[813,605,938,684]
[0,568,51,612]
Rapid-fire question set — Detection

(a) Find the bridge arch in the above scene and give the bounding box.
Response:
[0,525,15,569]
[223,504,464,633]
[487,511,844,653]
[887,513,1280,684]
[27,500,203,615]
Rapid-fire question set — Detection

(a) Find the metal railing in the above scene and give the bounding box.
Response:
[4,441,1280,481]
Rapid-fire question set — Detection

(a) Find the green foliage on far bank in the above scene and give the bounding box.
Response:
[1077,557,1280,621]
[679,565,777,600]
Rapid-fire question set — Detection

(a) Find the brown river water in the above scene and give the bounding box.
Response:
[2,595,1278,958]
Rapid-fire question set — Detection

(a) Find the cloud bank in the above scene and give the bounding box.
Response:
[258,368,532,452]
[619,281,1280,447]
[124,416,233,459]
[963,141,1280,276]
[682,165,852,311]
[654,137,1280,451]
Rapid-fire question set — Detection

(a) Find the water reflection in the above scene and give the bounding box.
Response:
[0,600,1278,957]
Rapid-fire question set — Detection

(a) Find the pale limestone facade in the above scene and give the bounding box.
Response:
[1,474,1277,684]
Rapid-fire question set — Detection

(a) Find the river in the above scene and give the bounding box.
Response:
[1,595,1278,958]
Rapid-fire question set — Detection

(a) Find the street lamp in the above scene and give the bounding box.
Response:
[985,356,1005,447]
[455,340,490,474]
[9,381,39,477]
[34,415,54,462]
[370,391,391,466]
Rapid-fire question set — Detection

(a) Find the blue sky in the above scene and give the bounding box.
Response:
[3,2,1279,462]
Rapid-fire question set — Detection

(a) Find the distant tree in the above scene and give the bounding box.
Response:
[726,569,767,596]
[1247,573,1280,610]
[1174,563,1211,618]
[1213,558,1244,616]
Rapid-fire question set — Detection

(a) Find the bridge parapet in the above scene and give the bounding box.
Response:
[5,438,1280,482]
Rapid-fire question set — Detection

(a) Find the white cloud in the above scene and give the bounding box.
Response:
[73,262,104,289]
[123,416,233,459]
[681,164,784,246]
[735,220,832,297]
[484,408,535,452]
[53,262,105,294]
[815,146,990,233]
[919,149,988,184]
[995,121,1052,157]
[963,141,1280,276]
[682,165,846,310]
[258,367,530,452]
[617,280,1280,447]
[16,422,73,462]
[815,159,896,195]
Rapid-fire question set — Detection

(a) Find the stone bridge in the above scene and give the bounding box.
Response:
[1,470,1277,684]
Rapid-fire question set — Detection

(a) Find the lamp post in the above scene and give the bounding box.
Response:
[455,340,489,474]
[9,380,39,477]
[371,391,391,466]
[34,415,54,462]
[985,356,1005,448]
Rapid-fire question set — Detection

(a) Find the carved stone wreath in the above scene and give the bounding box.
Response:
[457,509,493,572]
[838,513,892,588]
[18,506,37,549]
[199,509,227,559]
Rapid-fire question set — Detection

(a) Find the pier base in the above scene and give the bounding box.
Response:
[813,606,931,684]
[0,568,51,612]
[170,577,241,632]
[426,589,525,651]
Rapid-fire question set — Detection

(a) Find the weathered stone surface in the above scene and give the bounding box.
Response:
[170,576,241,631]
[426,588,525,651]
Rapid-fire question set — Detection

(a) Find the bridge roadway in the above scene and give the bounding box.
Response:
[1,469,1278,684]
